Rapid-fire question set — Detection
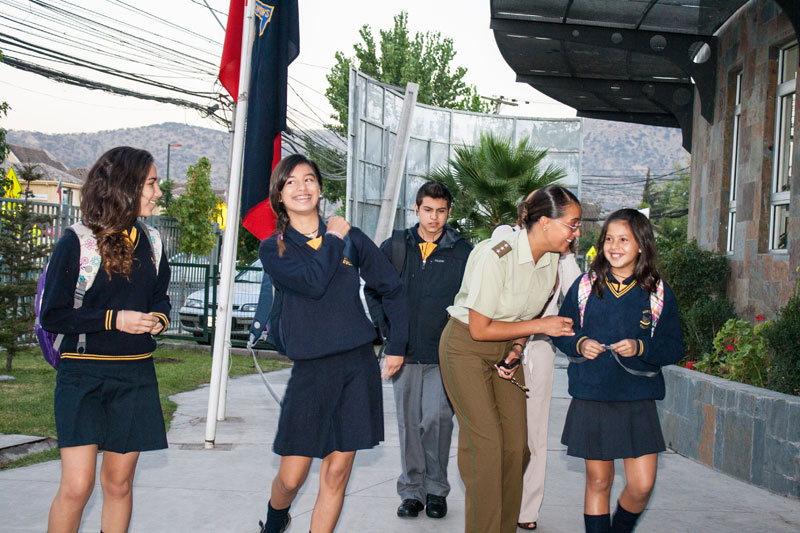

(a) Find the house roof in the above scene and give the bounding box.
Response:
[5,161,83,185]
[489,0,782,151]
[7,144,69,172]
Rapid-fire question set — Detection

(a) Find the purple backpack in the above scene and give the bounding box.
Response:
[34,222,162,369]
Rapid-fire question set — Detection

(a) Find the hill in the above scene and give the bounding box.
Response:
[7,119,687,212]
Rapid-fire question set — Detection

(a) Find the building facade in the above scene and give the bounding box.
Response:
[689,1,798,317]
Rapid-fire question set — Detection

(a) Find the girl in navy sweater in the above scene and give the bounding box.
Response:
[42,147,170,533]
[552,209,684,533]
[258,155,408,533]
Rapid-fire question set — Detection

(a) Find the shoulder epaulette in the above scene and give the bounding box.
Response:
[492,240,512,258]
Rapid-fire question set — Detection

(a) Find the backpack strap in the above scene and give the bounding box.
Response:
[577,272,596,328]
[138,221,163,274]
[649,279,665,336]
[389,229,406,276]
[66,222,102,354]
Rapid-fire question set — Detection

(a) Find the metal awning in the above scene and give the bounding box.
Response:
[491,0,794,151]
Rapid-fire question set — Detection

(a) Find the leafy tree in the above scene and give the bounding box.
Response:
[577,201,602,256]
[648,165,690,249]
[425,133,565,244]
[169,157,221,257]
[0,165,53,371]
[325,11,488,134]
[157,177,176,213]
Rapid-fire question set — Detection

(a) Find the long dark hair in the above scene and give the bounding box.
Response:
[269,154,323,257]
[80,146,154,278]
[590,208,660,297]
[519,184,580,230]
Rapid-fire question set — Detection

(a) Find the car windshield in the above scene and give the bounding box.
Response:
[235,259,263,283]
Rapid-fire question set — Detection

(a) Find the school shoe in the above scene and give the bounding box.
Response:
[425,494,447,518]
[396,498,424,517]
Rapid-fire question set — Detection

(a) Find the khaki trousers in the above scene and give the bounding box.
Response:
[518,335,556,523]
[439,318,529,533]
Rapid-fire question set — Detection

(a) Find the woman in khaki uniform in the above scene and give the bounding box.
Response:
[439,185,582,533]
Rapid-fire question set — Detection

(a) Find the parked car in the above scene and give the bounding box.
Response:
[178,259,265,341]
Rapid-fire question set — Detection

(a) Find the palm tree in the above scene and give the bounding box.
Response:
[425,132,565,243]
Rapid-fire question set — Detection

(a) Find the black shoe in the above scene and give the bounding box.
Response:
[397,498,424,518]
[258,513,291,533]
[425,494,447,518]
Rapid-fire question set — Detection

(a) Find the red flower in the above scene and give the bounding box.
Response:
[726,344,734,352]
[755,315,764,322]
[686,361,697,370]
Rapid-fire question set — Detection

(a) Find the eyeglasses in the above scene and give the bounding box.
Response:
[553,219,583,233]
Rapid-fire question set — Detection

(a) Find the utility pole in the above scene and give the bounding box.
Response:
[480,95,529,114]
[166,142,182,181]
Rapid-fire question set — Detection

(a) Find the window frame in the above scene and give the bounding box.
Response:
[727,72,742,254]
[769,42,797,252]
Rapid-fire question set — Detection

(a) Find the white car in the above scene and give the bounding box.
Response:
[178,259,265,341]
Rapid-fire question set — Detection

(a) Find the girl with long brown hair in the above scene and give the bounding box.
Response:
[257,154,408,533]
[41,146,171,533]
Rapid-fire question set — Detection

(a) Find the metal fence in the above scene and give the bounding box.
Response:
[0,198,270,349]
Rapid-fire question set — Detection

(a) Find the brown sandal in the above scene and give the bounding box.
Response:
[518,522,537,530]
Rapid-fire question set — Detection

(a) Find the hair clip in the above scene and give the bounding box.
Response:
[278,234,284,240]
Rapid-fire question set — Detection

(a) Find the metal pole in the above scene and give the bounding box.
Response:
[216,218,240,420]
[373,82,418,244]
[204,0,256,449]
[166,144,171,181]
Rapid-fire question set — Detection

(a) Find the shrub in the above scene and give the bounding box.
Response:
[659,239,733,359]
[696,318,769,388]
[761,273,800,396]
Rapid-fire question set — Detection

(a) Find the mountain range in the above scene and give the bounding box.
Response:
[7,118,687,212]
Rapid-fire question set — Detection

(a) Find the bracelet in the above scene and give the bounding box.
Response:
[326,230,344,239]
[512,342,525,352]
[120,310,125,329]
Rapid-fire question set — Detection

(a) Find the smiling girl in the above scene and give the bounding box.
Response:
[41,147,171,533]
[552,209,684,533]
[257,154,408,533]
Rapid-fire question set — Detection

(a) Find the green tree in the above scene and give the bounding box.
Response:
[325,11,488,136]
[169,157,221,257]
[0,164,53,371]
[157,177,176,213]
[649,165,691,249]
[426,133,565,243]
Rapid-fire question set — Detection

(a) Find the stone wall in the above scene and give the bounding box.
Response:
[687,0,799,318]
[658,365,799,498]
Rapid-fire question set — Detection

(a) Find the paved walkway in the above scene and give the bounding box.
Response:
[1,355,798,532]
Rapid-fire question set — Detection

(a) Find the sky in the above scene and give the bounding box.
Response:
[0,0,575,135]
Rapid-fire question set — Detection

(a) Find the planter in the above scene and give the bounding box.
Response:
[657,365,799,498]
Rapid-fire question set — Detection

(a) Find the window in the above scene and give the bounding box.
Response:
[770,43,797,251]
[727,72,742,253]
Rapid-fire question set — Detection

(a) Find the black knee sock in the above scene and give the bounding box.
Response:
[261,500,290,533]
[610,501,641,533]
[584,513,611,533]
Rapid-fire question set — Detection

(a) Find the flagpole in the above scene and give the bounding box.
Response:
[205,0,256,449]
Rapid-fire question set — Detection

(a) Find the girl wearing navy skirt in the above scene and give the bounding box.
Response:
[258,155,408,533]
[41,147,171,533]
[552,209,684,533]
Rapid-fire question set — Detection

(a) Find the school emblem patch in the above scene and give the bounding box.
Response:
[255,1,274,36]
[640,310,652,329]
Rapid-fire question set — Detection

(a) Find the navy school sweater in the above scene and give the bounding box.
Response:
[259,219,408,361]
[40,224,171,361]
[551,274,684,402]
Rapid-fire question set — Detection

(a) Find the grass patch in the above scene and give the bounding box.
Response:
[0,345,287,469]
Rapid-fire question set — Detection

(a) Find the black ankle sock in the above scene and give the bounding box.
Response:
[584,513,611,533]
[610,501,641,533]
[261,501,290,533]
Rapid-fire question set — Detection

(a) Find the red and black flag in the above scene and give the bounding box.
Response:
[219,0,299,240]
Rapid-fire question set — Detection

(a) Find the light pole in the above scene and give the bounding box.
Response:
[166,142,182,181]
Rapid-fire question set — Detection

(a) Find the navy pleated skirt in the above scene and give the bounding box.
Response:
[273,343,383,458]
[561,398,665,460]
[54,357,167,453]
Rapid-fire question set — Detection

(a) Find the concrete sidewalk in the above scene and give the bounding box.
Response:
[1,355,798,532]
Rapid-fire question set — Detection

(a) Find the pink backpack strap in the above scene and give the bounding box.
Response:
[649,280,665,336]
[577,272,597,328]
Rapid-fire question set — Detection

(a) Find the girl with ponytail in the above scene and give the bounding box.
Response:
[257,154,408,533]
